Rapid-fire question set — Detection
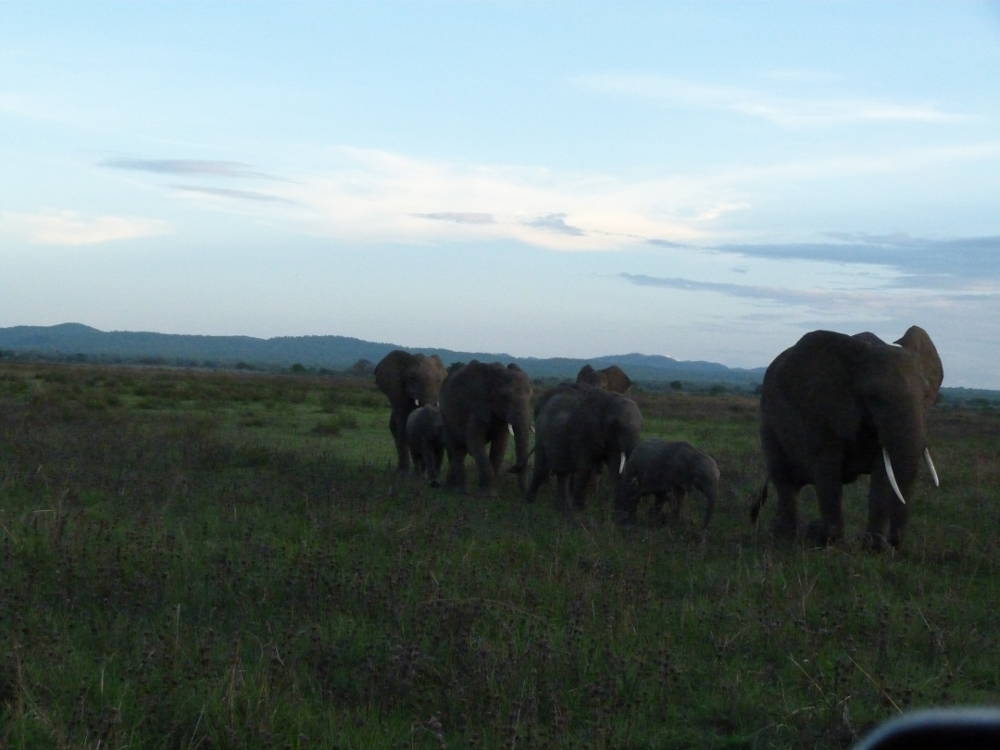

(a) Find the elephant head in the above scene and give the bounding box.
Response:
[527,385,643,509]
[576,364,633,394]
[374,350,447,472]
[756,325,943,548]
[439,360,534,495]
[375,350,447,409]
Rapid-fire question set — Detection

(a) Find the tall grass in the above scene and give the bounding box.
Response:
[0,362,996,748]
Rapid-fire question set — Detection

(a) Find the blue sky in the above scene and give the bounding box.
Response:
[2,1,999,386]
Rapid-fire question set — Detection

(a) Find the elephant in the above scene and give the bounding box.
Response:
[439,361,533,496]
[615,439,718,528]
[374,350,447,473]
[405,404,445,484]
[526,383,643,509]
[576,364,633,394]
[753,325,943,548]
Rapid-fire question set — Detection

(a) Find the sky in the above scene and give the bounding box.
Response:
[2,1,999,387]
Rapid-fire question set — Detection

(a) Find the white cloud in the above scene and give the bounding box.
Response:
[266,142,999,251]
[577,74,966,126]
[277,147,714,251]
[1,210,170,246]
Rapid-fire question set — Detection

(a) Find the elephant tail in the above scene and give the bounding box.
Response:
[749,480,769,525]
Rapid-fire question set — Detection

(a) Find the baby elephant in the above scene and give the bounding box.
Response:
[405,405,445,484]
[615,439,719,528]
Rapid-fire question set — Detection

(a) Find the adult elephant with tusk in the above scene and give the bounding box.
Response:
[526,383,643,510]
[439,361,534,496]
[753,326,943,549]
[374,350,447,473]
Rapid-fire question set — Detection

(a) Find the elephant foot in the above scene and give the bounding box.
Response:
[613,508,636,526]
[861,530,900,551]
[428,479,441,488]
[770,516,798,541]
[805,519,843,547]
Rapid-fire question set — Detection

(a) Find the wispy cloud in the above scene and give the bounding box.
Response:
[619,272,987,316]
[171,185,297,203]
[524,213,585,236]
[577,74,966,127]
[413,212,496,225]
[716,234,1000,284]
[103,145,1000,256]
[101,158,279,180]
[1,210,169,246]
[286,147,709,251]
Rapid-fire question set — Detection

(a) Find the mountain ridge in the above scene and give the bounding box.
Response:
[0,322,766,386]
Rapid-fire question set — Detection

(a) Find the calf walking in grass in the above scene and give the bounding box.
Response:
[615,439,719,528]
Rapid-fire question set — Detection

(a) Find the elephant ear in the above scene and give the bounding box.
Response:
[374,350,411,401]
[894,326,943,408]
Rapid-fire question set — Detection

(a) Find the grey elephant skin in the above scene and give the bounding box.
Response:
[405,405,445,484]
[374,350,447,473]
[527,384,643,509]
[439,361,533,496]
[615,439,718,528]
[576,364,633,394]
[755,326,943,548]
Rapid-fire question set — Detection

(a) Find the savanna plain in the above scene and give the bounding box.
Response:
[0,361,997,748]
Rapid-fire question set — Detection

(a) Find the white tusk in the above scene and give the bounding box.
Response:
[882,447,906,505]
[530,424,536,434]
[508,423,514,436]
[619,451,626,474]
[414,398,420,407]
[924,448,939,487]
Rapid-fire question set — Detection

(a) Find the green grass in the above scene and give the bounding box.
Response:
[0,362,997,748]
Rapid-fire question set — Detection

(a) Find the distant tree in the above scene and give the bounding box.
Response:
[348,358,375,376]
[709,384,727,396]
[235,361,254,370]
[669,380,683,391]
[290,363,308,374]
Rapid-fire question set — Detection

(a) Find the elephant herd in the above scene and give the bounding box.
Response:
[375,351,721,529]
[374,324,944,549]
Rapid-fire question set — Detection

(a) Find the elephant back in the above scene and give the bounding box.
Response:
[440,360,532,425]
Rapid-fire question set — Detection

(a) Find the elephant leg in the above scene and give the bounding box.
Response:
[389,411,410,472]
[417,441,433,482]
[526,448,549,503]
[410,444,425,477]
[865,469,908,549]
[614,488,639,525]
[771,480,800,540]
[428,443,444,486]
[489,429,508,477]
[571,467,592,509]
[467,430,497,496]
[653,491,671,525]
[444,442,467,492]
[669,487,685,522]
[555,473,572,511]
[810,453,845,545]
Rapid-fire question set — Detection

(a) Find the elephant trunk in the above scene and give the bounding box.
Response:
[702,486,716,529]
[875,409,924,507]
[507,411,533,494]
[701,462,719,529]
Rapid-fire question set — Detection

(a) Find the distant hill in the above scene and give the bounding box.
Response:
[0,322,766,388]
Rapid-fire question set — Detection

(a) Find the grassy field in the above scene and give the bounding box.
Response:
[0,362,997,748]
